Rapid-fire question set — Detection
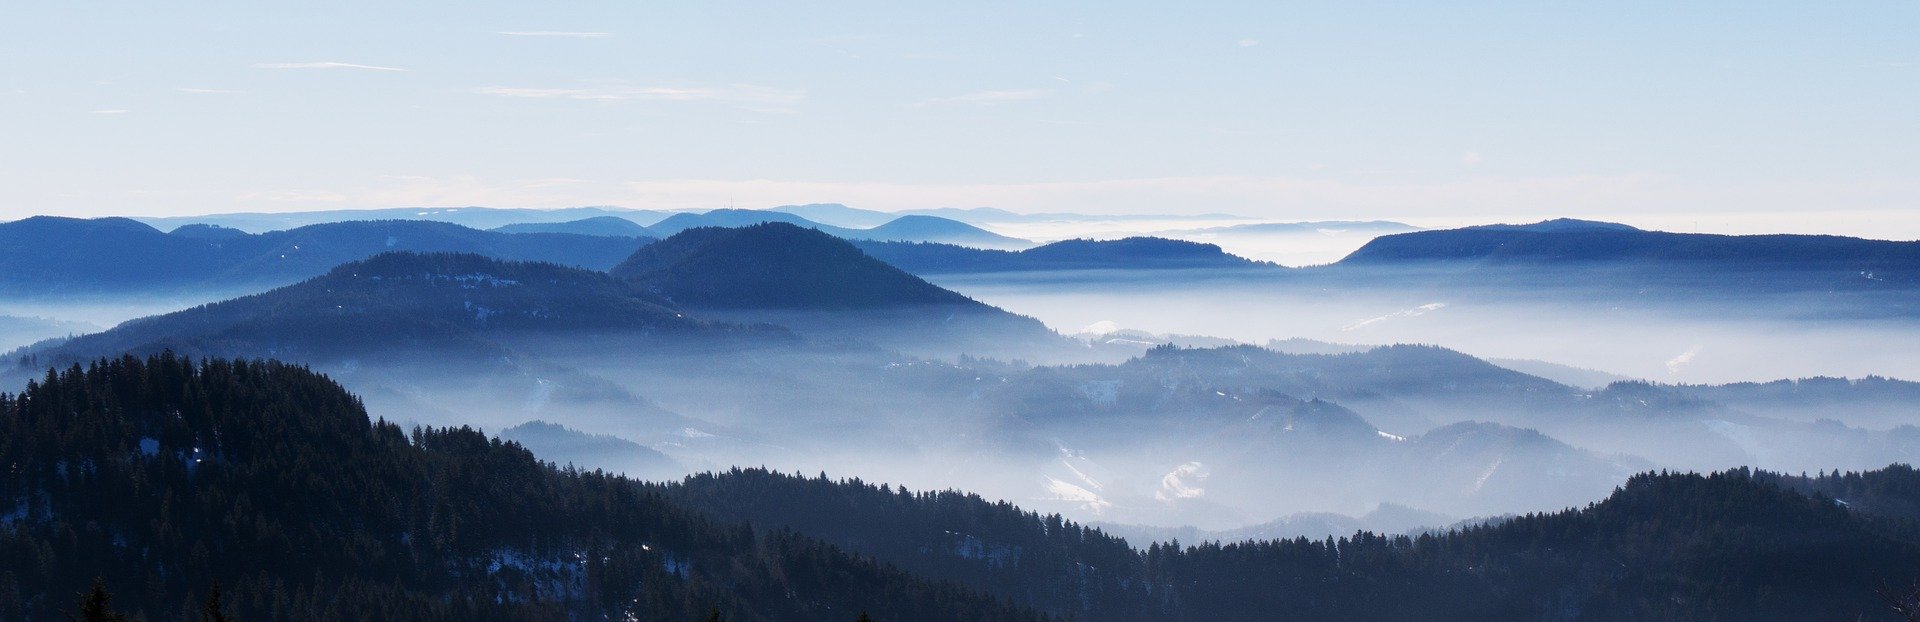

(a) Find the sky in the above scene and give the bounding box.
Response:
[3,1,1917,236]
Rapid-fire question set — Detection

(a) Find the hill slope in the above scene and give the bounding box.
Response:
[614,223,987,310]
[855,237,1268,274]
[646,209,1031,247]
[0,355,1044,621]
[659,465,1920,621]
[611,223,1063,358]
[491,216,655,237]
[0,217,652,296]
[1340,220,1920,286]
[28,252,709,365]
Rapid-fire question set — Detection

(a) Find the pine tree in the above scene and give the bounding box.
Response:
[200,582,233,622]
[67,579,129,622]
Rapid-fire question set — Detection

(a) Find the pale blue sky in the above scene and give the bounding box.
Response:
[3,2,1916,234]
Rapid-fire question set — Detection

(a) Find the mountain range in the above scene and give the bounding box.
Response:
[0,216,652,297]
[646,209,1032,249]
[611,223,1064,357]
[854,237,1269,274]
[6,354,1915,620]
[1339,218,1920,287]
[490,215,656,237]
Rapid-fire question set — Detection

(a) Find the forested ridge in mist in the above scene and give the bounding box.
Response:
[0,355,1043,621]
[6,215,1920,621]
[5,354,1917,621]
[0,217,653,297]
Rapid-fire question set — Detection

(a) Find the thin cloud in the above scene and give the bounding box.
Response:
[89,109,130,115]
[1665,346,1702,373]
[474,83,804,110]
[251,62,407,72]
[497,31,610,38]
[1238,39,1261,47]
[176,87,240,95]
[918,89,1050,106]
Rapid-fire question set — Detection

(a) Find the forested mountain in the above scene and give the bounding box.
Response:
[1338,220,1920,287]
[609,223,1064,358]
[491,216,656,237]
[0,217,652,296]
[645,209,1031,247]
[0,354,1042,621]
[658,466,1920,621]
[853,237,1268,274]
[958,345,1640,520]
[1164,220,1419,235]
[614,224,983,310]
[499,420,682,480]
[858,215,1029,249]
[132,206,672,233]
[767,203,901,228]
[19,252,736,367]
[5,354,1914,621]
[646,209,837,237]
[910,343,1920,521]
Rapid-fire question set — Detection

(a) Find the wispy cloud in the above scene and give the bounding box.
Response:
[918,89,1050,106]
[1238,38,1261,47]
[89,109,130,115]
[1155,462,1209,502]
[497,31,610,38]
[1462,151,1484,165]
[1665,346,1702,373]
[251,62,406,72]
[474,83,804,110]
[176,87,239,95]
[238,189,350,203]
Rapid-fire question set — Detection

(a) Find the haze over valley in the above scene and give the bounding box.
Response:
[6,2,1919,619]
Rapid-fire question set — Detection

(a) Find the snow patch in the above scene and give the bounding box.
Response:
[1665,346,1702,374]
[1044,477,1112,513]
[1343,302,1447,331]
[1470,456,1504,493]
[1155,462,1209,501]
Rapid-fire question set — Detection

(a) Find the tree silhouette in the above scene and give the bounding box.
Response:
[200,582,233,622]
[66,579,128,622]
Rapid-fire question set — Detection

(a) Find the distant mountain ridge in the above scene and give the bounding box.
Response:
[854,237,1270,274]
[491,216,655,237]
[131,205,670,233]
[1340,219,1920,282]
[0,216,652,296]
[648,209,1030,249]
[22,252,717,365]
[610,223,1065,358]
[614,223,984,310]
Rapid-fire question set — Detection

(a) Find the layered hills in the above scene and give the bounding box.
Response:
[854,237,1268,274]
[611,223,1063,358]
[0,216,652,296]
[1340,218,1920,286]
[7,355,1917,620]
[25,252,712,365]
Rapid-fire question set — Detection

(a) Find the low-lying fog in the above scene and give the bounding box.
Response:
[930,268,1920,385]
[8,255,1920,542]
[975,219,1400,267]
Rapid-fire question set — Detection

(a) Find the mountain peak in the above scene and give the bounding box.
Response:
[1469,218,1642,233]
[612,222,982,310]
